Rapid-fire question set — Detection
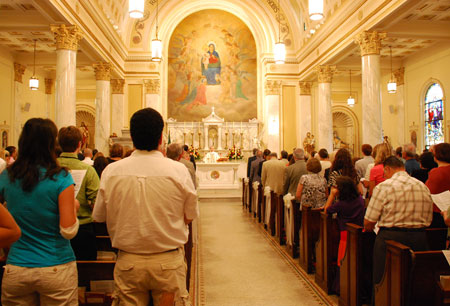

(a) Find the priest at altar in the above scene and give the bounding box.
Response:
[203,146,220,163]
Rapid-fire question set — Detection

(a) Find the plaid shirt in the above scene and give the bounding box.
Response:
[365,171,433,228]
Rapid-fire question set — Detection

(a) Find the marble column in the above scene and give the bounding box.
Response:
[50,24,83,128]
[355,31,386,146]
[110,79,125,137]
[13,63,25,143]
[93,62,111,155]
[265,80,281,154]
[45,78,54,120]
[394,67,405,147]
[317,65,336,152]
[144,79,161,113]
[298,82,312,148]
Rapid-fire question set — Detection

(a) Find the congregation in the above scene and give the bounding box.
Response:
[0,108,198,306]
[246,139,450,302]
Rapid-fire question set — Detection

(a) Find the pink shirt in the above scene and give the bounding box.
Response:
[370,164,385,186]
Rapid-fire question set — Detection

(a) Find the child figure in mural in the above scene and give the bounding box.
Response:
[201,43,221,85]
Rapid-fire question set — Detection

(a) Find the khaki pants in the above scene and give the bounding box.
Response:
[113,248,190,306]
[1,261,78,306]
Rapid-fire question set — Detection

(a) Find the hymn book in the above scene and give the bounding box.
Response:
[431,191,450,212]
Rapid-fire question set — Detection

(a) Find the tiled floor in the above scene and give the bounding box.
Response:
[197,199,337,306]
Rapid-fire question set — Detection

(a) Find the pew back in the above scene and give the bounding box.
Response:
[299,204,322,273]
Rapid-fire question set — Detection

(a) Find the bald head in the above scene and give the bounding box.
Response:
[166,143,183,161]
[83,148,93,158]
[293,148,304,161]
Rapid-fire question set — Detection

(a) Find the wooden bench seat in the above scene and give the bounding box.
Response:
[315,212,340,294]
[299,204,322,273]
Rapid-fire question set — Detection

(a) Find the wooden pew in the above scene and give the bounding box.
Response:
[315,212,340,294]
[339,223,376,306]
[375,240,450,306]
[426,227,447,251]
[288,201,301,258]
[299,204,322,273]
[268,191,277,236]
[257,183,263,223]
[275,194,285,245]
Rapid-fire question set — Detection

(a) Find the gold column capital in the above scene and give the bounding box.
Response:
[45,78,54,94]
[111,79,125,94]
[393,67,405,86]
[265,80,281,95]
[299,81,312,95]
[93,62,111,81]
[50,24,83,51]
[354,31,387,56]
[14,63,26,83]
[316,65,336,83]
[144,79,160,94]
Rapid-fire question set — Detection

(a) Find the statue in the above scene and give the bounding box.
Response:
[80,122,90,150]
[303,132,315,154]
[333,131,349,150]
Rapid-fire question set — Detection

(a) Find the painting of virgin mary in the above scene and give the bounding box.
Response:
[201,43,221,85]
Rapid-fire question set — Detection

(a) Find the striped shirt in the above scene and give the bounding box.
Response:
[365,171,433,228]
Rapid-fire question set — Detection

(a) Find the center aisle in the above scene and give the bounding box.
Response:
[195,199,336,306]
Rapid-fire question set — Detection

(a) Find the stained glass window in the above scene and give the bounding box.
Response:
[424,83,444,149]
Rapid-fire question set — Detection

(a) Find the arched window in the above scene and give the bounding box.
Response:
[424,83,444,149]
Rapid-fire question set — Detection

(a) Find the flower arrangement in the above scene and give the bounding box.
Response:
[227,145,243,160]
[188,146,201,160]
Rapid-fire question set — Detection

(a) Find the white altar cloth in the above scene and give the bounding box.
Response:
[196,162,246,198]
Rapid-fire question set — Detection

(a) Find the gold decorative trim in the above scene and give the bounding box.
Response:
[299,82,312,95]
[316,65,336,83]
[50,24,83,51]
[14,63,26,83]
[393,67,405,86]
[44,78,54,94]
[144,79,160,95]
[110,79,125,94]
[93,62,111,81]
[265,80,281,95]
[354,31,387,56]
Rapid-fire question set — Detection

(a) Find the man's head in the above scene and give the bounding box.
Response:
[293,148,305,161]
[83,148,93,158]
[403,143,416,159]
[130,108,164,151]
[361,144,372,157]
[252,148,258,156]
[256,150,263,158]
[280,150,288,160]
[209,146,215,152]
[58,126,82,153]
[383,156,405,179]
[269,152,278,160]
[263,149,271,159]
[318,148,328,160]
[166,143,183,161]
[434,143,450,163]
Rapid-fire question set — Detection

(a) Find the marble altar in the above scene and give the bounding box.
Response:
[196,161,246,198]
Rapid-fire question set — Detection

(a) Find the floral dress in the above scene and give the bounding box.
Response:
[298,173,328,208]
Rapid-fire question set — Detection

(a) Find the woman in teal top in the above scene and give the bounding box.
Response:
[0,118,79,305]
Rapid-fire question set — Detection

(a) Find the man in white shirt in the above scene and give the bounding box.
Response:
[203,146,220,163]
[93,108,198,306]
[81,148,94,166]
[317,149,331,177]
[355,144,374,179]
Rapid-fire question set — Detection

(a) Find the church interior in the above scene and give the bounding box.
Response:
[1,0,450,305]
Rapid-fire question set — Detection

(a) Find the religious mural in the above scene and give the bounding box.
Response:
[168,10,257,121]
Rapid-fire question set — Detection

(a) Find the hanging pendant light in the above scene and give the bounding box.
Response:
[274,0,285,64]
[151,0,162,61]
[309,0,324,21]
[29,39,39,91]
[347,69,355,107]
[387,46,397,94]
[129,0,144,19]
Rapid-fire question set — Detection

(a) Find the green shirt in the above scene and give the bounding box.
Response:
[58,152,99,225]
